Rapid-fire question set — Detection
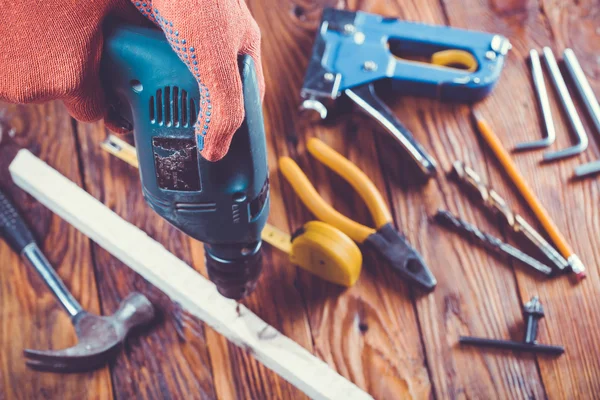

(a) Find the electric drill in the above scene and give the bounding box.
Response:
[101,22,270,300]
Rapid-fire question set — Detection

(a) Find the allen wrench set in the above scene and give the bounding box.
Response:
[516,48,600,178]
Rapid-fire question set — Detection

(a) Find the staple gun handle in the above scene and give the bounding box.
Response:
[345,84,437,176]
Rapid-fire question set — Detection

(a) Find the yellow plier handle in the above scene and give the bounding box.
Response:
[280,139,437,291]
[279,138,393,244]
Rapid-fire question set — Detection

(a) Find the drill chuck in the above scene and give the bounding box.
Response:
[205,241,263,299]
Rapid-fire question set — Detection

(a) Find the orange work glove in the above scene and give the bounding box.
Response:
[0,0,264,161]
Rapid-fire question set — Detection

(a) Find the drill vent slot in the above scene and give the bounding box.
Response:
[190,99,197,126]
[149,86,199,128]
[164,87,171,126]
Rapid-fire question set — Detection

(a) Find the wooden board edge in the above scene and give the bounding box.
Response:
[8,149,372,400]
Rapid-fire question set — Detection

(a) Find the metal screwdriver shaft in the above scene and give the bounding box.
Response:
[435,210,552,275]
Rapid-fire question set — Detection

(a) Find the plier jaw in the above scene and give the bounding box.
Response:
[279,138,437,291]
[365,223,437,291]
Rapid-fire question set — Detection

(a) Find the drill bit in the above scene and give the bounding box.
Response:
[451,162,568,272]
[435,210,553,276]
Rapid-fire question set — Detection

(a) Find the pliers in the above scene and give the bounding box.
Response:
[279,138,437,291]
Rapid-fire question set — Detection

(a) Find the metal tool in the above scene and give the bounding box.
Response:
[300,8,511,178]
[473,111,586,278]
[560,49,600,178]
[434,210,552,275]
[460,296,564,355]
[514,49,556,150]
[451,162,568,272]
[542,47,589,161]
[0,187,155,372]
[102,135,363,287]
[280,138,437,290]
[102,23,270,300]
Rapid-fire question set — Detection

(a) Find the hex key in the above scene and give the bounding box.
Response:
[515,49,556,151]
[562,49,600,178]
[542,47,589,162]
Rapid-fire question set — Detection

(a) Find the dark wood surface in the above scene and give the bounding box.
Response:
[1,0,599,398]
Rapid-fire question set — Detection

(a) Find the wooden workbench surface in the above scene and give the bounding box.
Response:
[1,1,599,398]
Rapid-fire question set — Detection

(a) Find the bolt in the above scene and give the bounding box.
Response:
[354,32,365,45]
[363,61,378,72]
[324,72,335,82]
[343,24,356,34]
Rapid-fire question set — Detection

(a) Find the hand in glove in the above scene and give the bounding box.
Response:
[0,0,264,161]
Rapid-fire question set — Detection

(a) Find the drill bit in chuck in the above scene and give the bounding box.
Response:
[205,242,264,300]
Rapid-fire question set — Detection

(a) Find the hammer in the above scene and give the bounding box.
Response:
[0,187,155,372]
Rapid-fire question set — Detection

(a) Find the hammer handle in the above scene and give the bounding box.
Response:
[0,187,35,253]
[0,187,83,318]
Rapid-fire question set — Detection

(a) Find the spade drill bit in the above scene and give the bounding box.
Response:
[435,210,553,275]
[451,162,568,272]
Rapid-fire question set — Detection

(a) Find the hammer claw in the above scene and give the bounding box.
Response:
[24,345,118,362]
[0,188,156,374]
[25,356,109,373]
[24,345,121,371]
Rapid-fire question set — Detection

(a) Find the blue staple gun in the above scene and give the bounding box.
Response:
[300,8,511,178]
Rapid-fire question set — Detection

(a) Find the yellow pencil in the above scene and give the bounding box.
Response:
[472,110,585,279]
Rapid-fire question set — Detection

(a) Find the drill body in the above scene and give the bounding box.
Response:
[101,23,270,299]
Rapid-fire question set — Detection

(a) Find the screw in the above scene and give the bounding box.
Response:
[354,32,365,45]
[486,51,496,61]
[324,72,335,82]
[363,61,378,71]
[343,24,355,34]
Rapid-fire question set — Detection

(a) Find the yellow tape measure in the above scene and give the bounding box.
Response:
[263,222,362,287]
[101,135,362,287]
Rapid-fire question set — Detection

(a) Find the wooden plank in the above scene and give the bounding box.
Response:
[369,0,548,395]
[9,149,373,400]
[2,0,598,398]
[251,0,435,398]
[78,119,308,399]
[0,103,112,399]
[259,0,549,397]
[437,0,600,397]
[75,121,219,400]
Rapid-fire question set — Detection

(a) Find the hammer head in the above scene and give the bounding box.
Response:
[24,292,155,372]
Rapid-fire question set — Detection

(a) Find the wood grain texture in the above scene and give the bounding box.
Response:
[75,121,220,400]
[9,149,371,400]
[440,0,600,398]
[0,103,112,399]
[1,0,600,398]
[251,1,433,398]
